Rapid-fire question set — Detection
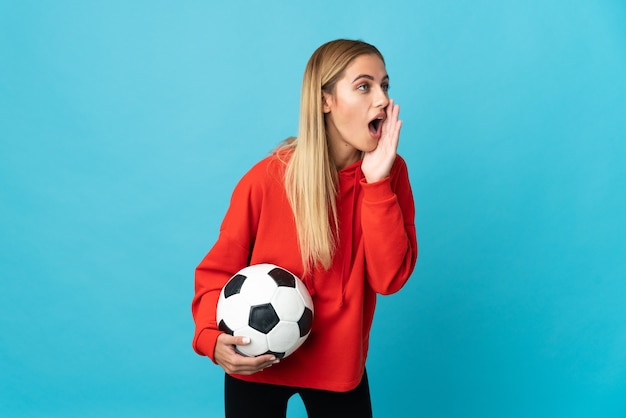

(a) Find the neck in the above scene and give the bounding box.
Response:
[326,132,361,170]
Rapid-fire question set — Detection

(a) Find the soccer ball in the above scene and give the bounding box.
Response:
[217,263,314,359]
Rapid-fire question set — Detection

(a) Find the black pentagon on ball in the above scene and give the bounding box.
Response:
[218,319,234,335]
[249,303,280,333]
[268,267,296,288]
[223,274,247,298]
[298,307,313,337]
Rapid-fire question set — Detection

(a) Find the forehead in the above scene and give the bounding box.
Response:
[342,54,387,80]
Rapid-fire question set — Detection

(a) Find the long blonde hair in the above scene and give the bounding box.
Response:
[280,39,385,275]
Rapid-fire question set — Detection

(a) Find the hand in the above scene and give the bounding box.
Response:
[361,99,402,183]
[214,333,280,375]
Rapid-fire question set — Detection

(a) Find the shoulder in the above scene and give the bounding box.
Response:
[390,154,409,177]
[393,154,408,168]
[235,152,289,192]
[386,154,413,193]
[246,151,288,178]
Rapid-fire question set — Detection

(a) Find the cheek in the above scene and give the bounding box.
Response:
[336,100,362,124]
[329,91,367,133]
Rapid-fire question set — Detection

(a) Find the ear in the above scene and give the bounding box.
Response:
[322,91,333,114]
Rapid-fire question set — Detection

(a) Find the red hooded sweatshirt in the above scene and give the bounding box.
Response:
[192,152,417,392]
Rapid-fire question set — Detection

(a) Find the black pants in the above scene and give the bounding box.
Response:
[224,370,373,418]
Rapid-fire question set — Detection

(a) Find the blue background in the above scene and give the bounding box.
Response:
[1,1,625,417]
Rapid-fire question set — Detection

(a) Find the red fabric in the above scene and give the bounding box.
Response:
[192,153,417,392]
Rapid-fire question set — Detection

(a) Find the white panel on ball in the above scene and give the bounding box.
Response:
[271,287,305,322]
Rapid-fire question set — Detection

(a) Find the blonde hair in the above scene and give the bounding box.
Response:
[280,39,385,275]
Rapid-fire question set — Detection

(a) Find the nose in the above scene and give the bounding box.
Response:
[374,86,389,109]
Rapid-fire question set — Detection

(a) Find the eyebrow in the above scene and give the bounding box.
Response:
[352,74,390,83]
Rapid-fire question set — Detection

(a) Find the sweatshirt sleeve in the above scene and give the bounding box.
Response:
[359,156,418,295]
[191,169,262,362]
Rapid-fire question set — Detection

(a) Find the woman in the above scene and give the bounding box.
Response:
[192,39,417,417]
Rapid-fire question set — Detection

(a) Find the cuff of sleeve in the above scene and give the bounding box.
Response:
[193,328,222,364]
[360,176,395,203]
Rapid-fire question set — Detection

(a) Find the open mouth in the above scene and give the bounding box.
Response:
[368,115,385,138]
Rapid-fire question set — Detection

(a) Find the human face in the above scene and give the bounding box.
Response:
[322,54,390,169]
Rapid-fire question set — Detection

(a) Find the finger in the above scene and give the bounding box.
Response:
[227,355,280,375]
[235,336,251,346]
[247,353,280,367]
[230,337,280,367]
[382,101,399,133]
[385,103,401,142]
[384,100,395,130]
[216,333,239,347]
[379,121,398,153]
[229,337,273,368]
[388,103,399,132]
[386,98,394,115]
[395,119,403,138]
[219,334,250,346]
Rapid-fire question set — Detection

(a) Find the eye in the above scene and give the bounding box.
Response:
[382,83,390,93]
[357,83,369,92]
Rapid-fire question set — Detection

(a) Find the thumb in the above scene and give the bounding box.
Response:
[218,333,250,346]
[236,336,251,345]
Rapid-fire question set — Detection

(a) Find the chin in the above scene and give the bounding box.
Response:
[363,141,379,152]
